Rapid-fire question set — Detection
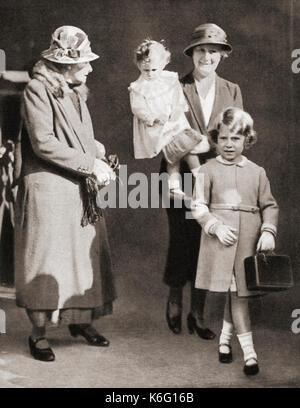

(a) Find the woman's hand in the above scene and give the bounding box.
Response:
[189,134,210,154]
[256,231,275,252]
[95,141,106,159]
[215,224,238,246]
[93,158,116,186]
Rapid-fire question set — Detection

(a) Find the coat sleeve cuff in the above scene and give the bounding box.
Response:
[191,201,208,220]
[76,154,94,176]
[261,222,277,237]
[204,218,222,236]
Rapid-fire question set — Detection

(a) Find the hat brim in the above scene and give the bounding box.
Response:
[183,40,232,57]
[41,50,99,64]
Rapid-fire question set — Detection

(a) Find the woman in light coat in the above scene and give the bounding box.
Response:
[14,26,116,362]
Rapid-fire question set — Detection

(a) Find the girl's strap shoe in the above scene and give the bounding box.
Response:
[218,344,233,364]
[243,358,259,376]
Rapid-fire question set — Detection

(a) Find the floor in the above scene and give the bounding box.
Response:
[0,254,299,388]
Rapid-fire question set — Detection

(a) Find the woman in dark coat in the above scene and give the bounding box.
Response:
[14,26,116,361]
[162,24,243,338]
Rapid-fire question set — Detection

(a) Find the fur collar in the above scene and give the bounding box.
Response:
[32,59,89,100]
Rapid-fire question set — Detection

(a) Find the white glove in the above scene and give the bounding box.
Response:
[256,231,275,252]
[189,135,210,154]
[215,224,238,246]
[95,141,106,159]
[93,158,116,186]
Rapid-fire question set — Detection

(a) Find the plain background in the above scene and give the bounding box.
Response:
[0,0,299,286]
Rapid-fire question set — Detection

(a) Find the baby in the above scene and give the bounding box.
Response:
[129,39,210,197]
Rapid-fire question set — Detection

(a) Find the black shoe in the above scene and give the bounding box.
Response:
[68,324,110,347]
[28,336,55,362]
[243,359,259,376]
[166,301,182,334]
[187,313,216,340]
[218,344,233,364]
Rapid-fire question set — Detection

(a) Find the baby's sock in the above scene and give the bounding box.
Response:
[219,320,233,354]
[237,331,257,366]
[168,178,181,189]
[168,175,185,197]
[191,166,201,178]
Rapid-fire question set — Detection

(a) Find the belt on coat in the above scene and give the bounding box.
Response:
[209,204,259,213]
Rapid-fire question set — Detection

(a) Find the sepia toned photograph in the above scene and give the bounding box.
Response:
[0,0,299,391]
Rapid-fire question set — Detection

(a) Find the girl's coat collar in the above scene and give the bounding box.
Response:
[216,155,248,167]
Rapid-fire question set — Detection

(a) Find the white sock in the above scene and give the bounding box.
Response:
[219,320,233,353]
[237,331,257,365]
[168,179,185,197]
[191,166,201,177]
[168,179,181,189]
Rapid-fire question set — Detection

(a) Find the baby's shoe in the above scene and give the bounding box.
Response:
[191,166,201,178]
[168,179,185,200]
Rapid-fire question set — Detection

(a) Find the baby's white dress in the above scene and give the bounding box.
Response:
[129,71,192,159]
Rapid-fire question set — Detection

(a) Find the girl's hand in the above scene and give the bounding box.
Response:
[215,224,238,246]
[93,158,116,186]
[189,134,211,154]
[256,231,275,252]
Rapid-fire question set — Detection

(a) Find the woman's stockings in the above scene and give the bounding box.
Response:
[26,309,47,341]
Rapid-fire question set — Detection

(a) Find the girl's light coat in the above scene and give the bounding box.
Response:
[192,156,279,296]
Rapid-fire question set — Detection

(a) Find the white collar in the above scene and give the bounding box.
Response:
[216,155,248,167]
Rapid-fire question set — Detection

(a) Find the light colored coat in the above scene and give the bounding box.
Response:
[192,156,279,297]
[14,70,115,311]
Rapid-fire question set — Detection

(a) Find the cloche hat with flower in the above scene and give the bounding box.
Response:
[41,25,99,64]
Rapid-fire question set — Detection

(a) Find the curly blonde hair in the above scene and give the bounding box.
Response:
[210,107,257,149]
[134,39,171,67]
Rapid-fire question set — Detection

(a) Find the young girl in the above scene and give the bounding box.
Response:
[128,39,210,197]
[191,107,279,375]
